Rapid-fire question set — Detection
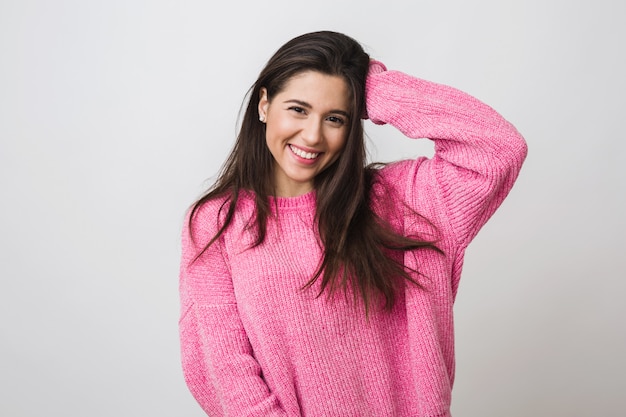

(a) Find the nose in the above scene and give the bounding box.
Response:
[301,118,323,146]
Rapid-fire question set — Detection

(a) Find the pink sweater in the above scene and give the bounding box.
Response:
[179,63,527,417]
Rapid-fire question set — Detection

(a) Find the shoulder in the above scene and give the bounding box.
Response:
[372,157,429,195]
[184,191,256,247]
[369,158,451,237]
[368,158,429,218]
[188,194,230,229]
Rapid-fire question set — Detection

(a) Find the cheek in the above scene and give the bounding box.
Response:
[322,134,347,168]
[263,128,280,157]
[264,122,287,148]
[329,131,348,153]
[264,129,283,152]
[267,115,296,136]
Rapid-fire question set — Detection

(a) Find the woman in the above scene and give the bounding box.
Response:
[179,31,527,416]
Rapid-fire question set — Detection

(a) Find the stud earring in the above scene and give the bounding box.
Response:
[259,115,266,123]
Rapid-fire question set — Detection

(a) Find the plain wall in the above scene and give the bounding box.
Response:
[1,0,624,416]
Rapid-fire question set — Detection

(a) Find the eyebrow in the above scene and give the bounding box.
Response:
[283,99,351,118]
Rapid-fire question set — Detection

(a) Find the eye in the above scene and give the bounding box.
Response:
[288,106,306,114]
[327,115,346,126]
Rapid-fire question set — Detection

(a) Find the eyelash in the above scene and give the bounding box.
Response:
[289,106,306,114]
[288,107,346,125]
[327,116,345,125]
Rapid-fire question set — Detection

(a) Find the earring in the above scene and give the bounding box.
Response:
[259,115,266,123]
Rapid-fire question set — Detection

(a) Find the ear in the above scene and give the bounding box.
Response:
[258,88,269,121]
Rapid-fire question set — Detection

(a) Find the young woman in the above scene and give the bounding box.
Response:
[179,31,527,416]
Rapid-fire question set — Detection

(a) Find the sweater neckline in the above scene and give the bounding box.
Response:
[268,190,316,209]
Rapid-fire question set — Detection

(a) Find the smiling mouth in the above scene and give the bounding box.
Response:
[289,144,320,160]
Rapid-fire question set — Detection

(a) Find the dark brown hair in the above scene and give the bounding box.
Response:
[189,31,438,313]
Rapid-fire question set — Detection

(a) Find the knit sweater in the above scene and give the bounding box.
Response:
[179,62,527,417]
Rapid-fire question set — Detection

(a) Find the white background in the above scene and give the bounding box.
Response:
[1,0,624,416]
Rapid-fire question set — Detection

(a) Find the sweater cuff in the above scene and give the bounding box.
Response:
[364,60,388,124]
[368,59,387,75]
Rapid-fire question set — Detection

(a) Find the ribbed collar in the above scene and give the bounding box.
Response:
[268,190,316,210]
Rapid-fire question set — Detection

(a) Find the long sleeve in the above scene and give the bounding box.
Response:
[365,61,528,249]
[365,63,527,416]
[179,203,289,417]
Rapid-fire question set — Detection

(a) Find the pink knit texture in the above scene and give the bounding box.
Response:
[179,65,527,417]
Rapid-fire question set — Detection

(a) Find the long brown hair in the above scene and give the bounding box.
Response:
[189,31,439,313]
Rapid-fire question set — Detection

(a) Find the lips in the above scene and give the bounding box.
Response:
[289,144,320,160]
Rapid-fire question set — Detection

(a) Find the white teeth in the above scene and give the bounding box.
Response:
[290,145,319,159]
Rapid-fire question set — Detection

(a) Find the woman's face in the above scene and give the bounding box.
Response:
[258,71,350,197]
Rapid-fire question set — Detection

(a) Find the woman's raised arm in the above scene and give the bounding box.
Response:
[365,60,528,247]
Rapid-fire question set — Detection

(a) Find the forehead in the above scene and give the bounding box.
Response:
[277,71,350,112]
